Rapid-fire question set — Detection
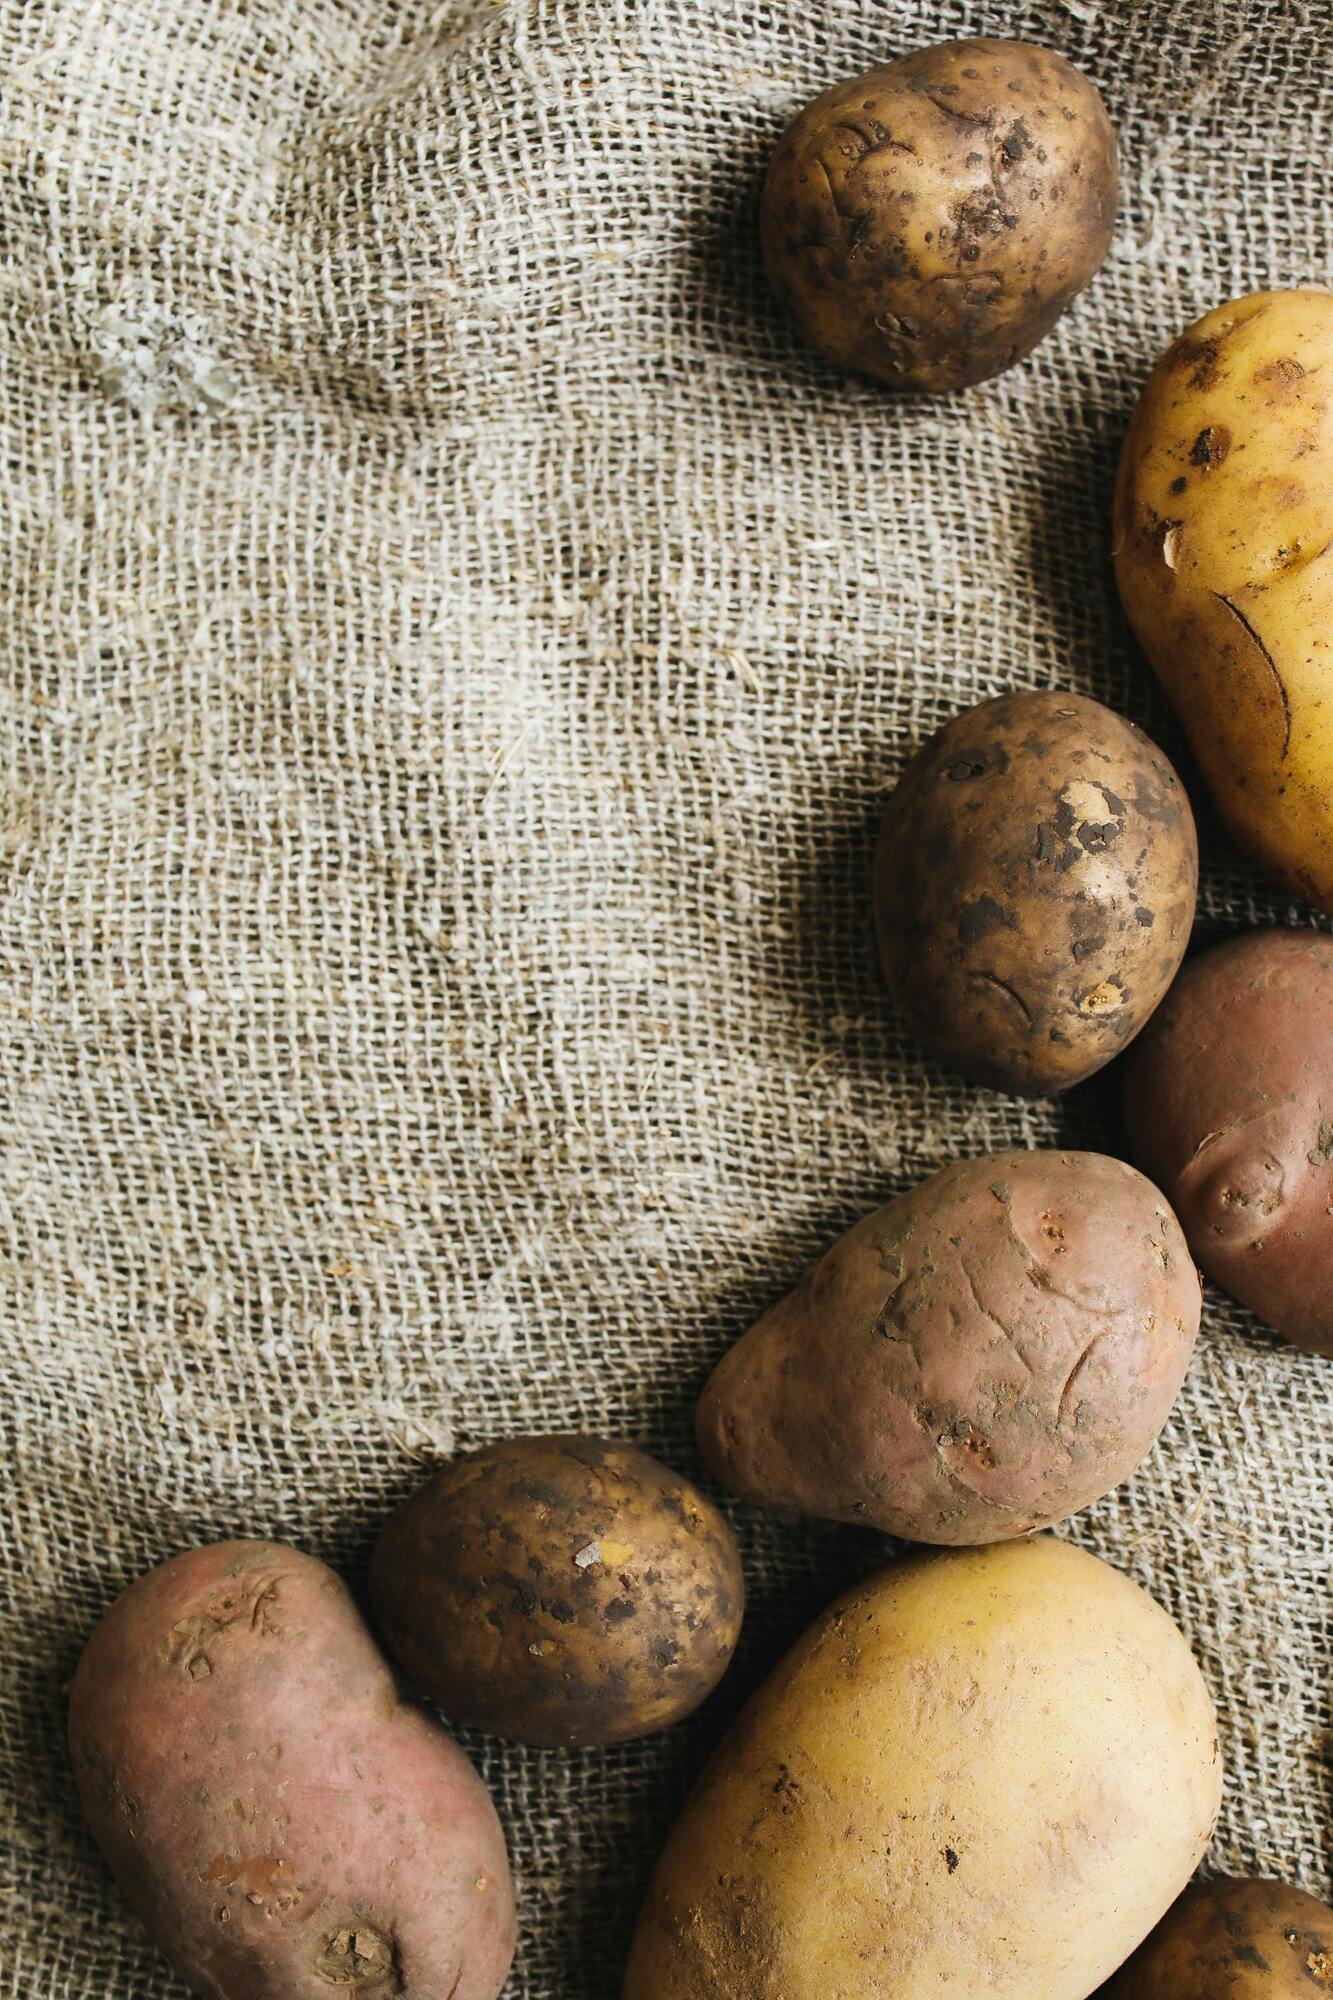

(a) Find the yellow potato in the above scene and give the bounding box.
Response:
[1114,288,1333,910]
[624,1537,1221,2000]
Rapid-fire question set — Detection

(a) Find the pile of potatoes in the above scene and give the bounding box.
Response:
[69,31,1330,2000]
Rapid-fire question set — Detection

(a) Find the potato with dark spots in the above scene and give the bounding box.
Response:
[1121,927,1333,1357]
[69,1540,515,2000]
[1115,289,1333,910]
[696,1149,1199,1544]
[1099,1876,1333,1995]
[874,690,1198,1094]
[624,1538,1222,2000]
[369,1435,744,1748]
[761,37,1118,391]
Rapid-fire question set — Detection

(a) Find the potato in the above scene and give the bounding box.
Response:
[761,38,1118,391]
[874,690,1198,1094]
[1121,927,1333,1358]
[69,1540,516,2000]
[369,1434,745,1748]
[624,1536,1222,2000]
[1099,1877,1333,1996]
[1114,288,1333,911]
[696,1148,1199,1543]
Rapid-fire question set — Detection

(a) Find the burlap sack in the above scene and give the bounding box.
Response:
[2,0,1329,1993]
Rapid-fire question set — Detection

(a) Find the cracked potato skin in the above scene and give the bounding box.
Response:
[1098,1876,1333,1996]
[69,1540,516,2000]
[696,1149,1200,1544]
[369,1435,745,1748]
[1121,927,1333,1358]
[624,1538,1222,2000]
[1114,289,1333,911]
[874,690,1198,1095]
[761,38,1118,391]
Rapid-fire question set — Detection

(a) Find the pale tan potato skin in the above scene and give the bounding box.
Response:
[696,1149,1199,1543]
[1098,1876,1333,1995]
[761,38,1118,391]
[1115,288,1333,911]
[1121,928,1333,1357]
[624,1538,1222,2000]
[875,691,1199,1094]
[370,1435,745,1747]
[69,1541,516,2000]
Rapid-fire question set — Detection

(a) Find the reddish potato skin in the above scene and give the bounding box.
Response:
[761,38,1118,392]
[370,1436,745,1748]
[1099,1877,1333,1995]
[875,691,1199,1095]
[696,1150,1200,1544]
[69,1541,515,2000]
[1121,929,1333,1357]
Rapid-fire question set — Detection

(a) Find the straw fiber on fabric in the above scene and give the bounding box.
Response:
[1,0,1329,1993]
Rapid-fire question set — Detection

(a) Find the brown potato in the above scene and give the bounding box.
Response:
[69,1540,515,2000]
[761,37,1118,391]
[696,1149,1200,1543]
[874,689,1198,1094]
[625,1538,1222,2000]
[370,1435,744,1748]
[1121,927,1333,1357]
[1114,289,1333,910]
[1099,1876,1333,1996]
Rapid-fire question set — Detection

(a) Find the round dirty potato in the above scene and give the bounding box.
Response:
[1099,1876,1333,1996]
[1115,288,1333,910]
[370,1435,745,1748]
[761,37,1118,391]
[697,1148,1200,1543]
[1122,926,1333,1357]
[69,1540,516,2000]
[874,689,1198,1094]
[624,1537,1222,2000]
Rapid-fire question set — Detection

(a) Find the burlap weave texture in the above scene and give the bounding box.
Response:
[1,0,1329,1994]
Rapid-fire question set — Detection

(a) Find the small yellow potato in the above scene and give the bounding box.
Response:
[1115,288,1333,910]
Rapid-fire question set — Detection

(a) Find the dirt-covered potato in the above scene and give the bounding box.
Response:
[1099,1876,1333,1996]
[1115,289,1333,910]
[874,690,1198,1094]
[69,1541,515,2000]
[370,1435,745,1748]
[697,1149,1199,1543]
[761,38,1118,391]
[1121,927,1333,1358]
[624,1537,1222,2000]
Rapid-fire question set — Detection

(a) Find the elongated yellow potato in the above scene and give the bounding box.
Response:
[1114,288,1333,911]
[624,1538,1221,2000]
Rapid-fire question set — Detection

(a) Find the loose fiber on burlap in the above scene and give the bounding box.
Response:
[1,0,1329,1993]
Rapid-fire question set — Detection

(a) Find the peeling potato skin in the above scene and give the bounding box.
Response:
[1114,289,1333,911]
[696,1149,1200,1544]
[1098,1877,1333,1995]
[760,38,1118,392]
[623,1538,1222,2000]
[1121,928,1333,1358]
[369,1435,745,1749]
[874,690,1199,1095]
[68,1540,516,2000]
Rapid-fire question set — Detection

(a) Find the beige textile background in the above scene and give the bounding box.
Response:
[1,0,1330,1993]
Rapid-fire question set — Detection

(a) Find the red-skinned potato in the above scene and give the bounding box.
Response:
[1098,1876,1333,1995]
[696,1149,1200,1543]
[1121,927,1333,1357]
[69,1540,516,2000]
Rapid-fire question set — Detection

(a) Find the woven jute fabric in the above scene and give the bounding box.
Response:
[1,0,1329,1993]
